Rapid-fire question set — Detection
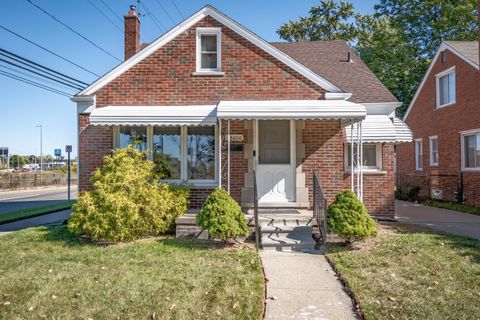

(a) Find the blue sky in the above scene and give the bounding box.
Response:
[0,0,375,158]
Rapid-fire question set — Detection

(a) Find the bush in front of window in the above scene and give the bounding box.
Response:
[196,188,249,242]
[327,190,377,244]
[68,147,189,241]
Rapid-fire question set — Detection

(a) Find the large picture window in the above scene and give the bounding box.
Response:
[119,126,147,151]
[115,125,217,184]
[187,127,215,180]
[462,130,480,170]
[345,144,382,171]
[153,127,181,179]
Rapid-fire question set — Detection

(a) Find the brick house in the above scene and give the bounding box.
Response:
[397,41,480,206]
[72,5,412,217]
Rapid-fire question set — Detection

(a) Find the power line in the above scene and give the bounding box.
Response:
[0,64,77,92]
[0,70,72,97]
[153,0,176,25]
[99,0,123,23]
[0,24,101,77]
[141,1,165,33]
[0,56,84,90]
[170,0,184,19]
[0,48,88,86]
[25,0,122,62]
[86,0,123,33]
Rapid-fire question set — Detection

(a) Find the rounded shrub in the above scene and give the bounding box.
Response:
[327,189,377,243]
[68,147,189,241]
[196,188,249,241]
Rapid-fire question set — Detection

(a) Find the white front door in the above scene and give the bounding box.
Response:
[255,120,295,203]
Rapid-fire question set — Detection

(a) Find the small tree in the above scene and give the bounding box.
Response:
[327,190,377,244]
[196,188,249,242]
[68,147,189,241]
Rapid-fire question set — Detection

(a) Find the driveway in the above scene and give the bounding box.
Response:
[395,200,480,240]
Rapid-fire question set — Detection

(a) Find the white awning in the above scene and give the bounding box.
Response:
[345,115,413,143]
[217,100,366,120]
[393,117,413,143]
[89,105,217,126]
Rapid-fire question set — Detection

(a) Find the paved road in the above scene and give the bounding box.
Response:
[0,209,71,232]
[396,200,480,240]
[0,186,77,214]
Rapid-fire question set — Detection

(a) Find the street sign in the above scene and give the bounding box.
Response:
[65,145,72,153]
[54,149,61,157]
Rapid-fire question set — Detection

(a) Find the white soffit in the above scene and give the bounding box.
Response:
[76,5,342,97]
[345,115,412,143]
[89,105,217,126]
[217,100,366,120]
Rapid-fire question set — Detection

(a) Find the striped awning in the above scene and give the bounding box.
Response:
[345,115,412,143]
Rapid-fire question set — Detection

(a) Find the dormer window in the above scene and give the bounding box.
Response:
[196,28,222,73]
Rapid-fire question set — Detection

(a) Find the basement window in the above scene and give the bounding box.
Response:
[196,28,221,73]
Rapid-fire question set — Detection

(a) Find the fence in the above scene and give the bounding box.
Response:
[0,171,77,190]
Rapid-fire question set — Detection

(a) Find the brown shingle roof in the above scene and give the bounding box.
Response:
[270,40,398,103]
[444,41,479,66]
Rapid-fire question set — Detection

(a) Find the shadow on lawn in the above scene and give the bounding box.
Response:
[41,225,85,247]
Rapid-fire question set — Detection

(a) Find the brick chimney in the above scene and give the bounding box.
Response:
[124,5,140,60]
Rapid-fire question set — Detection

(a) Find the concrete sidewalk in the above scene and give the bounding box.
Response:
[396,200,480,240]
[261,250,356,320]
[0,209,71,232]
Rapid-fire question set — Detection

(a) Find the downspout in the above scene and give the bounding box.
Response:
[218,119,222,188]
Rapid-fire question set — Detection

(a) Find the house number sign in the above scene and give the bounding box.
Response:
[227,134,244,142]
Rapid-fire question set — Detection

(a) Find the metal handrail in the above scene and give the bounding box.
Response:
[312,170,327,244]
[253,170,260,249]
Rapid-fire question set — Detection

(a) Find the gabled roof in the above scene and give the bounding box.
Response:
[271,40,398,103]
[76,5,342,97]
[444,41,479,67]
[403,41,479,120]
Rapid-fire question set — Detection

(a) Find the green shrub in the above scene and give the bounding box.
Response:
[327,190,377,243]
[196,188,249,241]
[68,147,189,241]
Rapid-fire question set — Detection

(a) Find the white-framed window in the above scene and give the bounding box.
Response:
[429,135,439,166]
[461,129,480,171]
[345,144,382,172]
[196,27,221,72]
[415,138,423,171]
[114,125,218,185]
[436,66,456,108]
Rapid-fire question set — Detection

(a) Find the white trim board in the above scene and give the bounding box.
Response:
[403,41,479,121]
[76,5,342,97]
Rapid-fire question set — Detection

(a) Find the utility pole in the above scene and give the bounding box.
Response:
[36,125,43,183]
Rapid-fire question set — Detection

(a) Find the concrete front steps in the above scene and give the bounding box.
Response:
[175,209,319,252]
[257,215,318,252]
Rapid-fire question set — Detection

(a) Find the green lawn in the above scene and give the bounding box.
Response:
[0,227,264,319]
[0,201,75,225]
[327,224,480,320]
[422,199,480,216]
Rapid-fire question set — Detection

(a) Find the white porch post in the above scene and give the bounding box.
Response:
[359,120,363,201]
[227,119,231,194]
[350,121,354,192]
[356,121,360,198]
[218,119,222,188]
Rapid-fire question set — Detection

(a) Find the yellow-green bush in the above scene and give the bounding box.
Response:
[68,148,189,241]
[327,189,377,243]
[196,188,249,241]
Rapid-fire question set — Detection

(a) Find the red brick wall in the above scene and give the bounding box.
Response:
[188,188,215,208]
[78,114,112,191]
[397,48,480,207]
[302,120,395,216]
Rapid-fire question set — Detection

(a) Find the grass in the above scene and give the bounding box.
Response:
[0,226,264,319]
[327,224,480,320]
[0,201,75,225]
[421,199,480,216]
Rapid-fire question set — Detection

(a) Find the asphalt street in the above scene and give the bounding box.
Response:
[0,186,77,214]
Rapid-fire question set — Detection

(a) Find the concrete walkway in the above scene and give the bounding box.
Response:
[261,250,357,320]
[0,209,71,232]
[396,200,480,240]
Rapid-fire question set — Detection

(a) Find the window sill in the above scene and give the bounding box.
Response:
[430,163,439,167]
[345,170,387,175]
[161,180,218,188]
[436,101,456,109]
[461,168,480,173]
[192,71,225,77]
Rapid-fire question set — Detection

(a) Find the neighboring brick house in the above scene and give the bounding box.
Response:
[397,41,480,206]
[72,5,412,217]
